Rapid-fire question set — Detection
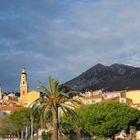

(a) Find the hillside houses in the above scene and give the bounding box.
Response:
[73,89,140,110]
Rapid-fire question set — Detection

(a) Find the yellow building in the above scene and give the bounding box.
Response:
[27,90,40,106]
[121,90,140,104]
[19,68,40,107]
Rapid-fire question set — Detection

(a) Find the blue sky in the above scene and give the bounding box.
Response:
[0,0,140,91]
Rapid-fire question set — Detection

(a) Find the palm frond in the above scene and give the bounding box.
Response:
[67,91,80,96]
[43,108,53,123]
[62,105,78,121]
[54,80,60,94]
[59,92,69,97]
[68,99,82,105]
[38,83,51,97]
[62,103,77,110]
[48,76,55,94]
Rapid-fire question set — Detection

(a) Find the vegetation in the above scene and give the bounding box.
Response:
[42,131,51,140]
[63,101,140,138]
[0,114,15,137]
[1,100,140,139]
[31,76,80,140]
[0,108,31,139]
[10,108,31,139]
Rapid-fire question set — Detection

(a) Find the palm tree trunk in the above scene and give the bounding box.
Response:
[21,130,24,139]
[31,115,34,140]
[76,128,81,140]
[53,109,59,140]
[36,129,39,140]
[25,126,28,140]
[17,131,20,140]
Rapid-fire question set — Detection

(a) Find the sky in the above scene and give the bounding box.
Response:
[0,0,140,91]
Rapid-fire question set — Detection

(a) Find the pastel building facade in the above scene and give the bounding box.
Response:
[76,90,121,105]
[121,90,140,104]
[82,94,102,104]
[76,89,140,109]
[80,89,102,97]
[102,91,121,99]
[120,90,140,108]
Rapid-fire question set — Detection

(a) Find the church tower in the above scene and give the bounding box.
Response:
[20,67,28,102]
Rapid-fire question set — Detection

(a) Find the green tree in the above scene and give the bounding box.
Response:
[31,76,80,140]
[42,131,51,140]
[0,114,15,138]
[10,108,31,139]
[63,101,140,138]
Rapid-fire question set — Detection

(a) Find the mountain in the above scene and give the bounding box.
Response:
[66,63,140,92]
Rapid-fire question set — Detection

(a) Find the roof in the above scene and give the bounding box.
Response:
[101,96,119,103]
[7,100,18,103]
[84,94,102,99]
[0,105,22,111]
[126,90,140,92]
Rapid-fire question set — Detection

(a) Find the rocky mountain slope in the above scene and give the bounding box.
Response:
[66,63,140,92]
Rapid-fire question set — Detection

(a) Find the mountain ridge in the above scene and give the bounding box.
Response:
[66,63,140,92]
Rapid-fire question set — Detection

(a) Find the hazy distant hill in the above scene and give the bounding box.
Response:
[66,63,140,92]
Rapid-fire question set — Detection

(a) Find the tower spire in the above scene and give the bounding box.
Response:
[22,66,26,74]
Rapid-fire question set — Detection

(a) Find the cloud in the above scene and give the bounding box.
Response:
[0,0,140,91]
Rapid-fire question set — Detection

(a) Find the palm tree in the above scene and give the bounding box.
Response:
[31,76,80,140]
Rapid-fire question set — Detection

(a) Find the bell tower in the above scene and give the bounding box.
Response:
[20,67,28,102]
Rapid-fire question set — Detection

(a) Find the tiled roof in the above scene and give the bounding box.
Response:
[7,100,18,103]
[0,105,22,111]
[84,94,102,99]
[101,96,119,103]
